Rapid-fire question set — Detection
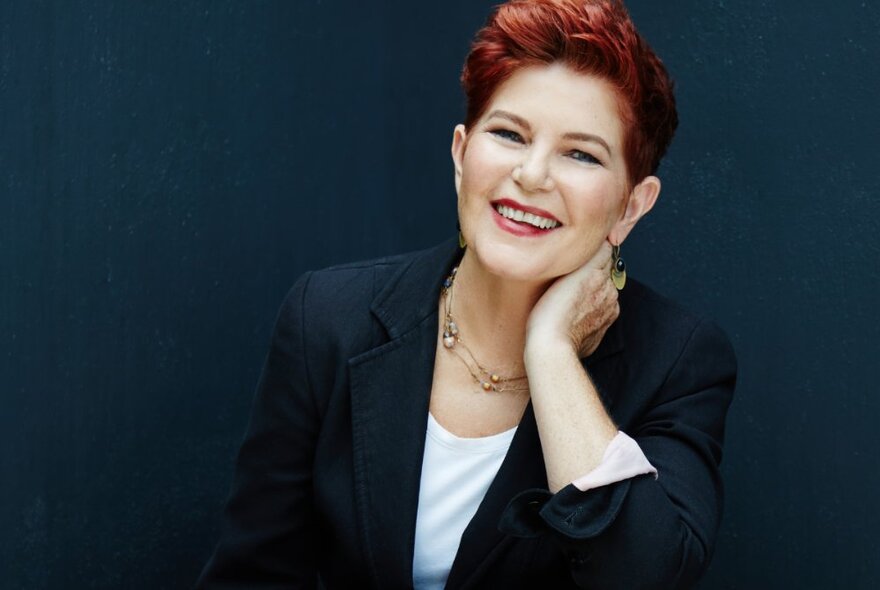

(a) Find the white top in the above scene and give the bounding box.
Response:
[412,414,517,590]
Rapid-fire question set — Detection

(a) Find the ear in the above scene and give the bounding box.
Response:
[451,124,468,194]
[608,175,661,245]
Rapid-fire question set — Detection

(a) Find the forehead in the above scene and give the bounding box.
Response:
[482,63,625,148]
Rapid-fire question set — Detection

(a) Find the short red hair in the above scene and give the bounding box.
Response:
[461,0,678,186]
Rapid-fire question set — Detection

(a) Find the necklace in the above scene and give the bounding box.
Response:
[441,266,529,393]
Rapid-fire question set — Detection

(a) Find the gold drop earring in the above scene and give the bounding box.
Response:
[611,244,626,290]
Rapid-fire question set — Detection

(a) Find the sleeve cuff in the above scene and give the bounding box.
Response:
[571,431,657,492]
[498,432,656,540]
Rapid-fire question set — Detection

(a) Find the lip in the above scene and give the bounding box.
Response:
[489,200,562,238]
[490,198,561,223]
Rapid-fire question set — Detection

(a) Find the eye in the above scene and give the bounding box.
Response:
[489,129,525,143]
[567,150,602,165]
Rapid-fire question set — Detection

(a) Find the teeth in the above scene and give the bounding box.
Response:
[495,204,559,229]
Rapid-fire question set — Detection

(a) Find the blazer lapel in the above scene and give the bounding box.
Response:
[348,236,463,589]
[349,317,436,589]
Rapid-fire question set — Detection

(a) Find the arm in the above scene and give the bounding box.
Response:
[197,273,320,590]
[508,243,736,589]
[525,339,619,493]
[504,317,736,590]
[523,241,624,492]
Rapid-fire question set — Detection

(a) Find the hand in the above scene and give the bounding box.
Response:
[525,241,620,358]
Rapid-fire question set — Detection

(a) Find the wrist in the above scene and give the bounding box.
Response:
[524,333,578,367]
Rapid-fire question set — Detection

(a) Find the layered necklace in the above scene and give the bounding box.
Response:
[441,266,529,394]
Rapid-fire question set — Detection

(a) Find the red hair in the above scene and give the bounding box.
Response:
[461,0,678,186]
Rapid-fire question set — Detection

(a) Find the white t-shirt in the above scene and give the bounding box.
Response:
[412,413,517,590]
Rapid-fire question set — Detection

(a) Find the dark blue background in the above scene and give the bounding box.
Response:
[2,1,878,588]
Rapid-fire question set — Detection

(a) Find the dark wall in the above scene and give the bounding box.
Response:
[1,1,877,588]
[626,3,880,587]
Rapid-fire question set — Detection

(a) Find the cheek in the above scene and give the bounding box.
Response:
[459,141,509,195]
[563,176,627,226]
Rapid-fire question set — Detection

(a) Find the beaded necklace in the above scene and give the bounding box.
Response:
[441,266,529,393]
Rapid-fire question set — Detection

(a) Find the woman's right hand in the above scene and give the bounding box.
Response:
[525,241,620,360]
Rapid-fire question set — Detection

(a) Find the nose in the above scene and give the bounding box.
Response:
[512,148,554,193]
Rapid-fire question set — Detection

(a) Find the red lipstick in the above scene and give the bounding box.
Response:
[491,198,560,222]
[489,199,562,238]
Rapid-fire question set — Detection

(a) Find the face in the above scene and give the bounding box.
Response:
[452,62,660,283]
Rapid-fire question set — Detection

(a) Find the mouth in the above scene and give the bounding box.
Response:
[490,198,562,232]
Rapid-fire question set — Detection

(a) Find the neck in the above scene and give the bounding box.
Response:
[447,248,550,371]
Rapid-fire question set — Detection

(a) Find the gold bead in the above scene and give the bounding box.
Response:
[481,381,492,391]
[490,374,500,383]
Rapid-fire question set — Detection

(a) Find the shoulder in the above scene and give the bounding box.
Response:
[276,251,408,333]
[275,239,453,354]
[619,278,737,386]
[285,241,443,314]
[620,279,696,331]
[296,250,415,309]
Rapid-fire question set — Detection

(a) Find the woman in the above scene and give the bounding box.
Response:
[198,1,736,588]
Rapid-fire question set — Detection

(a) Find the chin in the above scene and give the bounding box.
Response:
[470,238,560,284]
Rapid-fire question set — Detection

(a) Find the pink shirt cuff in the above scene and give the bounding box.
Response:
[570,431,658,492]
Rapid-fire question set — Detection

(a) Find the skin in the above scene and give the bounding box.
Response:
[429,62,661,492]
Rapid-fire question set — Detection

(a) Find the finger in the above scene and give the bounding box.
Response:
[599,282,618,313]
[604,296,620,324]
[586,241,613,270]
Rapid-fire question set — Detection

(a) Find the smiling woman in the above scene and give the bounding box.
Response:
[197,1,736,589]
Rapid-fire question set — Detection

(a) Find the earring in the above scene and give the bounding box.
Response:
[611,244,626,290]
[457,221,467,249]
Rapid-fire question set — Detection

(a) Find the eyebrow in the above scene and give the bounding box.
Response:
[485,109,612,155]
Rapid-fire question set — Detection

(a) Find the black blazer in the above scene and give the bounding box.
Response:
[197,236,736,590]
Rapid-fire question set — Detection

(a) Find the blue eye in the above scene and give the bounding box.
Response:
[490,129,524,143]
[568,150,601,165]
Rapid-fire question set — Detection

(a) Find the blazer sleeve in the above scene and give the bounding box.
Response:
[197,272,320,589]
[499,318,737,590]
